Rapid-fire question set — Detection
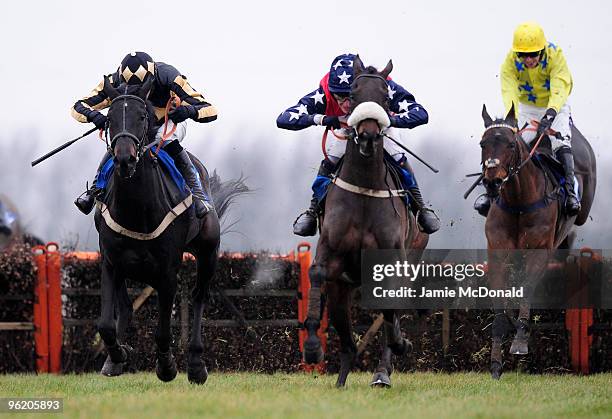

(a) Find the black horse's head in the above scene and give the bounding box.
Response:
[347,55,393,158]
[480,104,520,197]
[103,77,154,178]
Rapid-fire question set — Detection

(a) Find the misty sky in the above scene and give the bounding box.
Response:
[1,1,611,252]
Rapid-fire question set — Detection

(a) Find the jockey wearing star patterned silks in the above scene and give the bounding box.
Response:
[72,52,218,218]
[474,22,581,218]
[277,53,440,237]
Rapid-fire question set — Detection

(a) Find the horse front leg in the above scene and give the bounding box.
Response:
[510,303,530,355]
[326,281,356,388]
[303,261,329,364]
[371,310,412,388]
[98,262,129,376]
[187,241,219,385]
[155,274,178,382]
[491,310,511,379]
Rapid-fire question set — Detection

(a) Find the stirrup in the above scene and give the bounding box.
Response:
[474,193,491,217]
[293,209,318,237]
[416,208,440,234]
[74,185,102,215]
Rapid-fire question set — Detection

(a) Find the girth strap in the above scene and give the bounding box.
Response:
[494,195,552,215]
[332,176,404,198]
[96,194,193,240]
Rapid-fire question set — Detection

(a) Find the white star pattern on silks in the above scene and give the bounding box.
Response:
[338,71,351,84]
[310,91,324,104]
[289,112,300,121]
[399,112,410,118]
[346,60,353,67]
[398,99,411,112]
[333,60,344,70]
[296,104,308,115]
[388,86,396,100]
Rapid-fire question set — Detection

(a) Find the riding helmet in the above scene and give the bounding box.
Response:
[512,22,546,53]
[119,51,156,85]
[328,53,356,94]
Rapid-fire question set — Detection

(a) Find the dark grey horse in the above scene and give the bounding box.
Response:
[95,78,245,384]
[303,56,429,388]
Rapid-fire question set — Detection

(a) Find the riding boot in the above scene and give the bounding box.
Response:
[407,185,441,234]
[173,149,213,218]
[474,193,492,217]
[75,151,112,215]
[398,158,440,234]
[293,159,336,236]
[556,147,581,216]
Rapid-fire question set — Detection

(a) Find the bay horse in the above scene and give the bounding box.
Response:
[303,56,429,388]
[479,104,596,379]
[94,77,244,384]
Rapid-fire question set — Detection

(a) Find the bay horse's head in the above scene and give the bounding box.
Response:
[346,55,393,158]
[480,104,520,197]
[102,77,154,179]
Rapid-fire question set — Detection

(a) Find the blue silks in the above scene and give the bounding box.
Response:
[95,147,188,194]
[311,155,417,205]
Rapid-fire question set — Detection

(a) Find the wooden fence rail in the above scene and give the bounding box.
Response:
[0,242,325,374]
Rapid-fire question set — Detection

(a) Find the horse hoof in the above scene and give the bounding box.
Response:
[100,355,125,377]
[510,337,529,355]
[304,336,323,364]
[491,361,503,380]
[156,352,178,382]
[390,338,413,357]
[370,372,391,388]
[187,363,209,385]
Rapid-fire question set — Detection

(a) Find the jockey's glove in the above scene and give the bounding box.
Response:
[322,116,342,130]
[169,105,197,123]
[537,108,557,137]
[90,112,108,130]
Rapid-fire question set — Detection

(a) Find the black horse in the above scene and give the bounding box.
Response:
[95,77,245,384]
[303,56,429,388]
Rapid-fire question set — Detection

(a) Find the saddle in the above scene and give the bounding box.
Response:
[96,147,190,208]
[312,153,413,210]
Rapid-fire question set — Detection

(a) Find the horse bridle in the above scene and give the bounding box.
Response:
[480,123,525,193]
[348,73,390,143]
[107,94,150,162]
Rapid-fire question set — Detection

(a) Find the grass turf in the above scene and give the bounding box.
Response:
[0,372,611,419]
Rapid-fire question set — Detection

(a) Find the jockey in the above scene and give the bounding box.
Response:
[277,53,440,236]
[71,52,218,218]
[475,22,581,217]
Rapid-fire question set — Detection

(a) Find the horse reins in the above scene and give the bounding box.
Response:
[481,120,553,192]
[104,95,181,159]
[321,73,390,159]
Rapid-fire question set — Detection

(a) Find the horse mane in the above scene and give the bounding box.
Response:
[363,66,379,75]
[145,101,157,142]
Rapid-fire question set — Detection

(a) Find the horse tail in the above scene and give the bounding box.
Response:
[208,170,250,221]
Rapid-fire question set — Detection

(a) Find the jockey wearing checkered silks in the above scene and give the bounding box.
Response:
[474,22,581,217]
[71,52,218,218]
[277,53,440,236]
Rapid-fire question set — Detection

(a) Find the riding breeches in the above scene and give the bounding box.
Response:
[155,121,187,143]
[325,127,407,164]
[518,102,572,152]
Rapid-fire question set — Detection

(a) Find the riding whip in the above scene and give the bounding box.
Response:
[382,132,439,173]
[463,173,484,199]
[31,127,98,167]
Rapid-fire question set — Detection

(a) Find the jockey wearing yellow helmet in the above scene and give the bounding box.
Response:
[475,22,580,217]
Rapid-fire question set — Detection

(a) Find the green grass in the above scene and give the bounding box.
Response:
[0,372,611,419]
